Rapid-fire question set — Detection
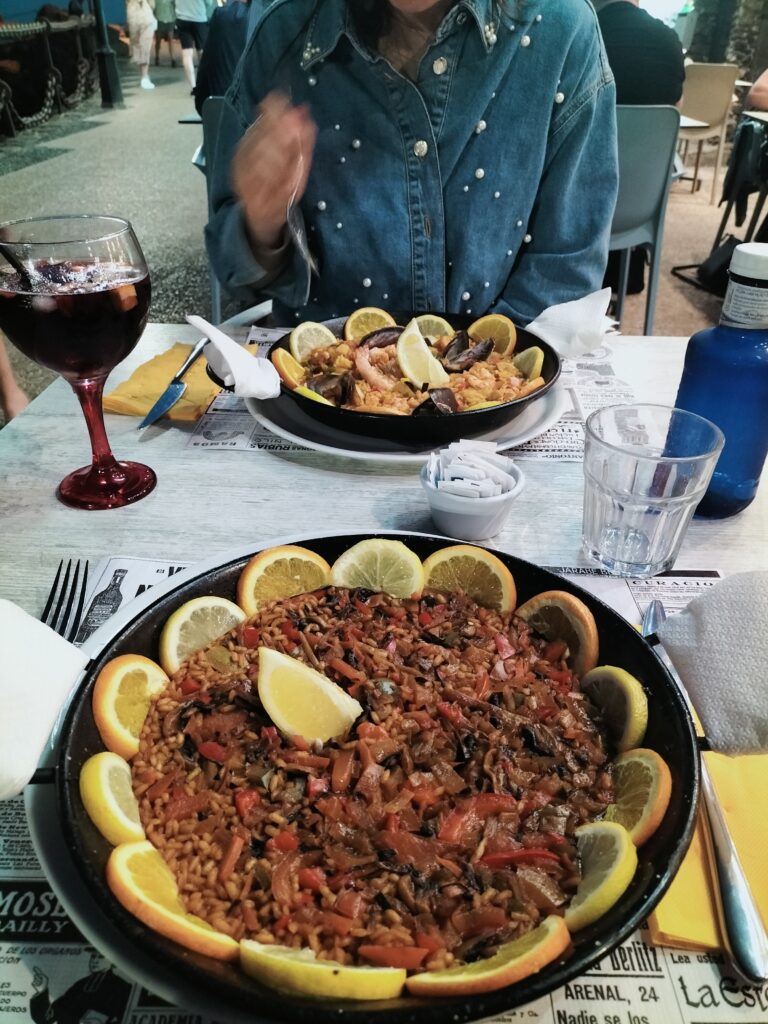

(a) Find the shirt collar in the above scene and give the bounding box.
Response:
[300,0,499,69]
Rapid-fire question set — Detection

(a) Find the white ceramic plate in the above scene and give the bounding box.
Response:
[245,385,570,464]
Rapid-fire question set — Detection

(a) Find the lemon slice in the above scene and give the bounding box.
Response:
[240,940,406,999]
[237,545,331,617]
[294,385,335,406]
[605,748,671,846]
[405,916,570,996]
[257,647,362,742]
[422,545,516,612]
[92,654,170,760]
[564,821,638,932]
[414,313,454,340]
[330,538,424,599]
[465,400,502,410]
[107,841,238,960]
[396,319,450,388]
[514,591,599,676]
[272,348,307,389]
[513,346,545,380]
[289,321,338,364]
[343,306,397,342]
[580,665,648,752]
[159,596,246,676]
[467,313,517,356]
[80,751,145,846]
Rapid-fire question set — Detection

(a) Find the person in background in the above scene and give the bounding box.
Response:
[594,0,685,105]
[154,0,177,66]
[125,0,158,89]
[594,0,685,298]
[207,0,618,326]
[175,0,214,91]
[746,70,768,111]
[0,335,28,423]
[194,0,251,115]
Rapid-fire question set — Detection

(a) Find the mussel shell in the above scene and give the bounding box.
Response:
[442,336,494,373]
[442,329,470,363]
[359,327,403,349]
[307,374,344,403]
[413,388,459,416]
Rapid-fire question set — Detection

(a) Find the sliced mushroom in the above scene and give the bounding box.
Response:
[413,388,459,416]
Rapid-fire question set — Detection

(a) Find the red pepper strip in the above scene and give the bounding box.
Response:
[280,620,301,642]
[195,693,211,705]
[197,740,228,764]
[474,672,491,699]
[436,702,464,726]
[291,734,311,752]
[519,791,552,817]
[323,911,356,936]
[267,831,299,854]
[385,813,399,833]
[274,915,290,932]
[415,932,444,955]
[358,740,373,770]
[180,675,201,695]
[543,640,568,663]
[358,945,428,970]
[283,752,331,769]
[418,610,433,627]
[298,867,326,892]
[331,749,356,793]
[327,657,366,685]
[480,848,561,868]
[344,625,364,642]
[218,834,245,883]
[438,794,518,844]
[234,788,262,819]
[334,890,364,920]
[241,625,261,648]
[353,598,374,619]
[261,726,280,747]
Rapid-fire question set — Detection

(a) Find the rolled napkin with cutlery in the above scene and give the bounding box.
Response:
[645,571,768,954]
[188,315,280,400]
[0,599,88,801]
[525,287,614,359]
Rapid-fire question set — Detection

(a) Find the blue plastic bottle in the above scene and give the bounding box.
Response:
[675,242,768,518]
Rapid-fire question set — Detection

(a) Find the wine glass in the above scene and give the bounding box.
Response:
[0,215,157,510]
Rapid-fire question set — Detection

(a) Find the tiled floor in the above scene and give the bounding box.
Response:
[1,58,764,420]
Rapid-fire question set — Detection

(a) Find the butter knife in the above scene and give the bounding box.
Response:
[642,599,768,985]
[137,335,209,429]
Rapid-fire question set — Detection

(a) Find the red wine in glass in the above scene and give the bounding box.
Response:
[0,216,157,510]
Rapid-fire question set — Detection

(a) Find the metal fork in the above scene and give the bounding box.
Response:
[40,558,89,642]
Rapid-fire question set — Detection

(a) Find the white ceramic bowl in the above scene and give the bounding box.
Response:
[419,462,526,541]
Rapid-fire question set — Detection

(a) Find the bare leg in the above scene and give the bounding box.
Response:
[0,336,29,422]
[182,47,196,88]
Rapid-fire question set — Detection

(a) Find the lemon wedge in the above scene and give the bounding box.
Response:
[343,306,396,342]
[564,821,638,932]
[467,313,517,356]
[240,940,406,1000]
[257,647,362,742]
[159,596,246,676]
[396,319,449,387]
[80,751,145,846]
[330,538,424,598]
[289,321,337,364]
[414,313,454,340]
[513,346,545,380]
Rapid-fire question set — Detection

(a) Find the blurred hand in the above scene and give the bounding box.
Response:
[232,92,317,251]
[31,967,48,992]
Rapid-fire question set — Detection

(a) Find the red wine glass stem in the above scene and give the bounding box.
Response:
[70,375,120,472]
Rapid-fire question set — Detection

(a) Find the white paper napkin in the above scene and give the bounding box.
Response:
[0,599,88,800]
[657,572,768,754]
[187,315,280,400]
[525,288,614,359]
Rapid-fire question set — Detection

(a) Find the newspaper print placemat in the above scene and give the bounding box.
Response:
[5,558,760,1024]
[185,331,636,462]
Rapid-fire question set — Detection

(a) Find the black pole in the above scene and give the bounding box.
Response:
[91,0,124,108]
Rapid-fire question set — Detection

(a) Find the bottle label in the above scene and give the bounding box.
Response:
[721,280,768,329]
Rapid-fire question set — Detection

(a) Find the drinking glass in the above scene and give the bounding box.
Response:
[0,215,156,510]
[582,404,724,577]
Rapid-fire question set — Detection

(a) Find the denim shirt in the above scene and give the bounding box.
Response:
[206,0,618,326]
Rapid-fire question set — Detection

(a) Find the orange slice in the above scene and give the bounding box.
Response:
[107,841,238,960]
[405,916,570,996]
[92,654,169,761]
[421,544,516,612]
[514,590,599,676]
[343,307,396,342]
[237,544,331,617]
[272,348,307,389]
[605,748,672,845]
[467,313,517,356]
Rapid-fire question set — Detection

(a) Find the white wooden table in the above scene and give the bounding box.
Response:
[1,324,766,615]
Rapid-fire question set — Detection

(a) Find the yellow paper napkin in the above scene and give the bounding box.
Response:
[103,343,220,422]
[647,751,768,951]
